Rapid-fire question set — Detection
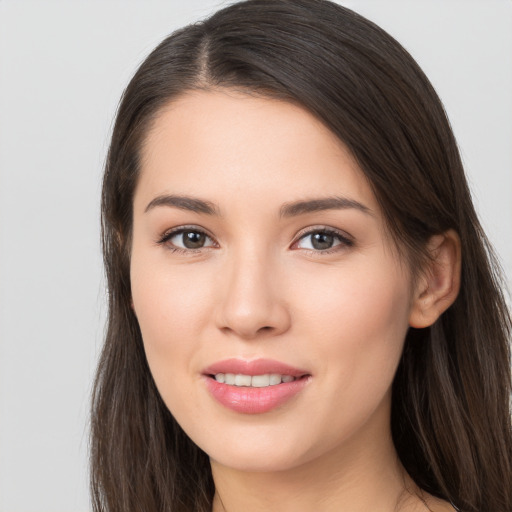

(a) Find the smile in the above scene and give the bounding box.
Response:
[203,359,311,414]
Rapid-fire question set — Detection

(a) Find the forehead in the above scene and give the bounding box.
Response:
[135,89,379,215]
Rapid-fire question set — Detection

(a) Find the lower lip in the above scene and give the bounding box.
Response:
[204,376,310,414]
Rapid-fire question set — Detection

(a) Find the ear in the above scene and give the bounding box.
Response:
[409,230,461,328]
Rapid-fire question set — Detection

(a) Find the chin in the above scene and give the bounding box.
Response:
[195,426,321,474]
[210,449,307,473]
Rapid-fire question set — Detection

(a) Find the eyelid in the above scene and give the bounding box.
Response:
[291,225,354,252]
[156,225,218,251]
[294,224,353,241]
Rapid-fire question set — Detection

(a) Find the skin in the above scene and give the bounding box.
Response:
[130,89,460,512]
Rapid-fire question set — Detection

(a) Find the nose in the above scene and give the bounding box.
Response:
[215,247,291,340]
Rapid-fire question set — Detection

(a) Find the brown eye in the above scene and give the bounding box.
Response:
[161,228,215,251]
[181,231,206,249]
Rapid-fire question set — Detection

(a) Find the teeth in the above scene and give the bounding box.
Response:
[251,374,270,387]
[214,373,298,387]
[269,374,281,385]
[235,374,252,387]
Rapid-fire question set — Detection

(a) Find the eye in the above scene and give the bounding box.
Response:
[158,227,216,251]
[294,228,353,252]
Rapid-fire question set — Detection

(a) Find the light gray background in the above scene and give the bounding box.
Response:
[0,1,510,511]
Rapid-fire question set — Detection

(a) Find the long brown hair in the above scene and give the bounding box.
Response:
[91,1,512,511]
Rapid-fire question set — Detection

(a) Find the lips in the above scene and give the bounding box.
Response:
[202,358,311,414]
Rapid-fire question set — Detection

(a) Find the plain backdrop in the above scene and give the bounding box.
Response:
[0,1,511,511]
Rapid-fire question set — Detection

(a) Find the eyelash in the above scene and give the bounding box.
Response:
[292,227,354,255]
[156,225,217,255]
[156,225,354,255]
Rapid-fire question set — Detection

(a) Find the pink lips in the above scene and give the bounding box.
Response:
[203,358,311,414]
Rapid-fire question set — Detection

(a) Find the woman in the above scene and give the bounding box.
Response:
[91,1,512,511]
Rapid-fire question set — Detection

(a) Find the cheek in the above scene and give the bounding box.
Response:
[291,257,412,395]
[130,251,212,387]
[131,269,206,433]
[292,253,411,332]
[278,260,412,455]
[326,271,410,341]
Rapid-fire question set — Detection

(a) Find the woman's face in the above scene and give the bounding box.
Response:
[131,90,416,472]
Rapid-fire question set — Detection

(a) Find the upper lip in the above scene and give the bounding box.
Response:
[203,358,310,377]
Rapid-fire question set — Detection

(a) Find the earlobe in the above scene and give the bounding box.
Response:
[409,230,461,328]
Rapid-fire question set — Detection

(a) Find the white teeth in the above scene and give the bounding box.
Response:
[214,373,298,387]
[269,373,282,385]
[251,374,270,387]
[235,374,252,386]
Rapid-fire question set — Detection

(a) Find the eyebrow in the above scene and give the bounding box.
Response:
[280,196,373,217]
[144,194,372,218]
[145,194,220,215]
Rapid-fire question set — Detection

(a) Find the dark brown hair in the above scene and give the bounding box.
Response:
[91,1,512,511]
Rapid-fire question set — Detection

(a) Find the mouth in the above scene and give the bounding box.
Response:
[202,358,311,414]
